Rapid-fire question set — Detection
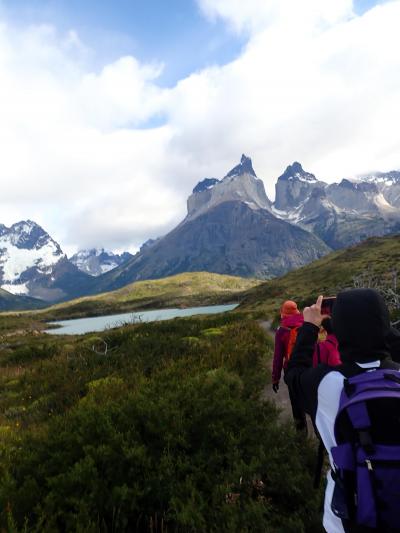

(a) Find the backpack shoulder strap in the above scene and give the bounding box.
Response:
[316,343,321,365]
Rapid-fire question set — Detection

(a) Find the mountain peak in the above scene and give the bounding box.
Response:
[70,248,133,276]
[11,219,39,233]
[279,162,317,183]
[187,155,270,221]
[5,219,61,251]
[290,161,304,173]
[225,154,257,178]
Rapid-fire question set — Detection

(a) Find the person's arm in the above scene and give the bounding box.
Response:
[285,296,332,419]
[287,322,319,370]
[272,328,286,389]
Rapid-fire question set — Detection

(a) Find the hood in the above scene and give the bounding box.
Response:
[332,289,391,363]
[281,314,304,328]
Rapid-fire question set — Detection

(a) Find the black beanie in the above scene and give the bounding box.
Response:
[332,288,391,363]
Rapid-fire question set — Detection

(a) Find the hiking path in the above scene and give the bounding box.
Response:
[258,320,292,421]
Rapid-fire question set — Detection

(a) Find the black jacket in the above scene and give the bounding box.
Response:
[284,289,400,533]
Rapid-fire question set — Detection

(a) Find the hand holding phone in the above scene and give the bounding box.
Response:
[303,295,324,326]
[321,296,336,316]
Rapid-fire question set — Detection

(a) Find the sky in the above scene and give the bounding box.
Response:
[0,0,398,256]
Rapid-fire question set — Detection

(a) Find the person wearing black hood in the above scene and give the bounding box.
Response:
[285,289,400,533]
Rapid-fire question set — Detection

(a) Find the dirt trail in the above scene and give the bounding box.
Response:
[258,320,315,439]
[259,319,316,436]
[258,320,292,421]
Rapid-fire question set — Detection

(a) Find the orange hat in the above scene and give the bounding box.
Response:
[280,300,300,318]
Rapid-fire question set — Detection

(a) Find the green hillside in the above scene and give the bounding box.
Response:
[0,288,45,311]
[240,234,400,317]
[38,271,262,320]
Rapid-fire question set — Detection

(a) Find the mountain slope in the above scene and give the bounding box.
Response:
[0,287,46,311]
[240,233,400,316]
[88,157,329,294]
[91,200,330,294]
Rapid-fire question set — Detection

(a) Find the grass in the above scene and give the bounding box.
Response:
[239,233,400,318]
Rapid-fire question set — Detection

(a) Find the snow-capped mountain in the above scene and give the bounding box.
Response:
[357,171,400,209]
[0,220,93,302]
[0,220,64,295]
[272,163,400,248]
[70,249,133,277]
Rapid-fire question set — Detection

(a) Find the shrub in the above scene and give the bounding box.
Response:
[0,315,323,532]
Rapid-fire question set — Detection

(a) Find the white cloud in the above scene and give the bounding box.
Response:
[1,1,400,255]
[197,0,354,33]
[0,21,185,252]
[174,0,400,192]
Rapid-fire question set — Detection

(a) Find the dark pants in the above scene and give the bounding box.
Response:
[287,380,307,432]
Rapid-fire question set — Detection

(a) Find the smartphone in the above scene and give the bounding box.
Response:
[321,296,336,316]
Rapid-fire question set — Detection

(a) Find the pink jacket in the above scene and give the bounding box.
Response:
[312,334,341,367]
[272,313,304,383]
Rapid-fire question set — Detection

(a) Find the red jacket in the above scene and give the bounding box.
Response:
[312,334,341,367]
[272,314,304,384]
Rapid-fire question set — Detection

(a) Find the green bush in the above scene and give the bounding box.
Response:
[0,315,323,532]
[0,342,59,366]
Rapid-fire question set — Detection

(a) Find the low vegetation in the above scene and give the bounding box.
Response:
[0,312,322,532]
[240,234,400,317]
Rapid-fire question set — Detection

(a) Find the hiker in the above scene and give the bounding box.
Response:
[312,317,341,367]
[285,289,400,533]
[272,300,307,431]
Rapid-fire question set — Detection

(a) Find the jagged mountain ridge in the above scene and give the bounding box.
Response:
[91,201,330,294]
[272,162,400,249]
[89,156,330,294]
[90,155,400,294]
[3,155,400,308]
[70,249,133,277]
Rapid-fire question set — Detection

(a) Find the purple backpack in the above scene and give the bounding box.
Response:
[331,368,400,530]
